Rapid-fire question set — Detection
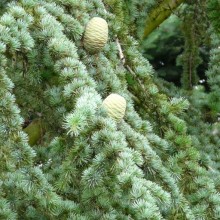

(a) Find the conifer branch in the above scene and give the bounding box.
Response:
[126,65,146,92]
[116,37,125,64]
[143,0,185,38]
[115,37,146,93]
[116,37,152,109]
[116,37,155,115]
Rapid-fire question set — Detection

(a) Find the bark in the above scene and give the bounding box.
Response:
[143,0,185,38]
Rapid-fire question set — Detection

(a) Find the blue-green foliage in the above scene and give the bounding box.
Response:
[0,0,220,219]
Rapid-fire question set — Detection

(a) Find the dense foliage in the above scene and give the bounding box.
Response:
[0,0,220,219]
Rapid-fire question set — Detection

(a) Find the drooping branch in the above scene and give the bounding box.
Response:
[143,0,185,38]
[115,37,147,94]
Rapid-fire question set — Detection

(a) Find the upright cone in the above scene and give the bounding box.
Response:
[102,94,126,121]
[83,17,108,53]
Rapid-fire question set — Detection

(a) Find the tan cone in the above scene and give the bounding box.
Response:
[83,17,108,53]
[102,94,126,121]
